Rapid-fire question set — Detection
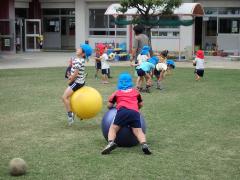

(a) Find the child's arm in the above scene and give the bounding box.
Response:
[68,69,79,84]
[108,92,117,109]
[137,93,143,109]
[131,62,139,67]
[95,57,102,62]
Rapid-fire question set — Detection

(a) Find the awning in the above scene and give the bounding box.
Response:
[105,3,204,17]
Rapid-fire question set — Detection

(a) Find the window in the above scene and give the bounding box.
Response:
[219,18,240,34]
[206,18,217,36]
[43,18,60,32]
[204,8,218,15]
[89,9,126,36]
[218,8,240,15]
[151,28,180,38]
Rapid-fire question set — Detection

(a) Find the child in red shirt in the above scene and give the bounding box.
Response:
[101,72,151,155]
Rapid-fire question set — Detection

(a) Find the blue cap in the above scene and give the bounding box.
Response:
[140,45,151,55]
[148,56,159,65]
[167,59,175,68]
[80,44,93,58]
[117,72,133,90]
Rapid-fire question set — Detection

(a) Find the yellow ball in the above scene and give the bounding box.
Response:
[71,86,103,119]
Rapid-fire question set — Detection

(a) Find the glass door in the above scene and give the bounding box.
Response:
[25,19,41,51]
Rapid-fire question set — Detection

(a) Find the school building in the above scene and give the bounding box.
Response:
[1,0,240,56]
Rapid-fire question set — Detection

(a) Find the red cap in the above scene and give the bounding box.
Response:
[196,50,204,59]
[96,43,106,55]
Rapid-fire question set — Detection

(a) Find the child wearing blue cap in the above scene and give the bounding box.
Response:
[62,44,92,126]
[166,59,175,75]
[101,72,151,155]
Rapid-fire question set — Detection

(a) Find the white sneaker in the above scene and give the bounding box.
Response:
[67,113,74,126]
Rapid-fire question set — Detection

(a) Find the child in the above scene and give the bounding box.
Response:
[94,43,104,79]
[148,56,159,78]
[62,44,92,126]
[193,50,205,81]
[135,61,155,93]
[154,51,168,90]
[132,46,153,92]
[166,59,175,75]
[101,72,152,155]
[95,44,110,84]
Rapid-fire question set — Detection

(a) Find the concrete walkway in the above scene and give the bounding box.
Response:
[0,52,240,69]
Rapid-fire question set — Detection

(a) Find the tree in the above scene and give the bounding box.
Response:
[119,0,182,43]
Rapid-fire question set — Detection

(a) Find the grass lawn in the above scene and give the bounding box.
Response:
[0,66,240,180]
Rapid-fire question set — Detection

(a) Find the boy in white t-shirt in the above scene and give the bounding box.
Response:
[95,44,110,84]
[193,50,205,81]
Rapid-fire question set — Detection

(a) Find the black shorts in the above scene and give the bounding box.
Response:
[154,68,161,77]
[136,69,146,77]
[96,62,101,70]
[69,81,85,91]
[195,69,204,77]
[102,69,109,75]
[113,107,141,128]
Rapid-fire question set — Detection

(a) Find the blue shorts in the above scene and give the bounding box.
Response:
[96,62,101,69]
[136,69,146,77]
[69,81,85,91]
[113,107,141,128]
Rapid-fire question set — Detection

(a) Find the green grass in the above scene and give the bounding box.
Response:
[0,66,240,180]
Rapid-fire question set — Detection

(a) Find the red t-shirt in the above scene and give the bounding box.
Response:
[108,88,143,112]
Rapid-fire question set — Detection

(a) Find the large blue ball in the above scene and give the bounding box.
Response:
[101,108,146,147]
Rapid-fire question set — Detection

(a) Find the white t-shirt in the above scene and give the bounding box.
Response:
[156,63,167,71]
[137,54,148,65]
[194,57,204,69]
[101,53,110,69]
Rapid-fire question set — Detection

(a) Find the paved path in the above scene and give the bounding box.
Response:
[0,52,240,69]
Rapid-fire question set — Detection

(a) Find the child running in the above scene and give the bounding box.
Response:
[101,72,152,155]
[193,50,205,81]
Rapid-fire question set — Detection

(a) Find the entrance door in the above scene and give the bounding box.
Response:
[25,19,41,51]
[15,18,23,52]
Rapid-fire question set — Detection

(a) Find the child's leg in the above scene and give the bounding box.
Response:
[132,128,152,155]
[108,124,121,141]
[62,87,74,125]
[107,68,112,78]
[62,87,74,112]
[144,73,152,93]
[102,124,120,155]
[132,128,146,143]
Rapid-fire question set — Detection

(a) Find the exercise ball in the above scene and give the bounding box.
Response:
[101,108,146,147]
[9,158,27,176]
[71,86,103,119]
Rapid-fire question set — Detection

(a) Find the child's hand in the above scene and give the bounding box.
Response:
[68,76,74,84]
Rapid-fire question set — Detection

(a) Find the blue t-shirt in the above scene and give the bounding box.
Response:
[136,61,155,72]
[148,56,159,65]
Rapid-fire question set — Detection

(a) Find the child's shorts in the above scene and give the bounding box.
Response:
[154,68,161,77]
[195,69,204,77]
[113,107,141,128]
[96,62,101,70]
[102,68,109,75]
[69,81,85,91]
[136,68,146,77]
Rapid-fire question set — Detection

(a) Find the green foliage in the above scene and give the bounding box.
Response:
[119,0,182,16]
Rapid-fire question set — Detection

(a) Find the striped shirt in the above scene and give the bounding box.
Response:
[70,57,85,84]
